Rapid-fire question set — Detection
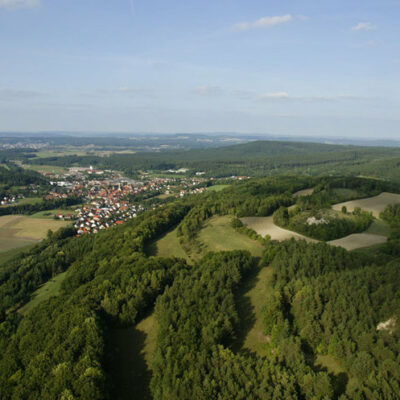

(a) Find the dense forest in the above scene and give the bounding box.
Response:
[0,174,399,399]
[20,140,400,180]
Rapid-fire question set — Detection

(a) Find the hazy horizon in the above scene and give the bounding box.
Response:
[1,0,399,137]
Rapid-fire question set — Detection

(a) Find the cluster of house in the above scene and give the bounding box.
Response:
[0,195,23,206]
[74,201,143,235]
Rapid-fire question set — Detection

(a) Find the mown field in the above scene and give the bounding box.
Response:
[147,215,265,261]
[197,215,265,257]
[21,163,69,174]
[293,188,314,197]
[332,192,400,217]
[30,208,78,219]
[241,216,316,243]
[0,215,70,253]
[145,226,190,261]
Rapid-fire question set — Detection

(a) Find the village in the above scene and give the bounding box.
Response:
[32,165,246,235]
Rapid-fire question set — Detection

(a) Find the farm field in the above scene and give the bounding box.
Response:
[241,215,388,251]
[332,192,400,217]
[21,163,69,174]
[0,215,70,253]
[19,271,68,314]
[197,215,264,257]
[293,188,314,197]
[328,233,387,251]
[240,216,316,243]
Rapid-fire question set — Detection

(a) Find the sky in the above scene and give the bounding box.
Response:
[0,0,399,137]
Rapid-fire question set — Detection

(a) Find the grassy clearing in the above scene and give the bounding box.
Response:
[145,226,190,261]
[106,314,155,400]
[241,216,316,243]
[11,217,70,240]
[328,233,387,251]
[332,192,400,218]
[19,271,68,314]
[156,193,175,200]
[148,215,264,261]
[207,184,231,192]
[293,188,314,197]
[198,215,264,257]
[232,266,273,356]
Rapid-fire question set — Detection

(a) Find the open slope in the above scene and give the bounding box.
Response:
[241,216,317,243]
[332,192,400,217]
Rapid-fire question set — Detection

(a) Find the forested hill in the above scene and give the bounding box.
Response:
[1,175,400,399]
[25,139,400,180]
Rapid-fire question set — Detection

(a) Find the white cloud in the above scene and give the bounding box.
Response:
[351,22,376,31]
[233,14,293,32]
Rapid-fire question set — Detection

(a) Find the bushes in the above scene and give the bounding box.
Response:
[273,206,374,241]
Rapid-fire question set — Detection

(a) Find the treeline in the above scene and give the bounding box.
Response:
[380,204,400,256]
[0,164,47,187]
[0,196,82,216]
[264,240,400,399]
[0,226,89,320]
[25,140,400,180]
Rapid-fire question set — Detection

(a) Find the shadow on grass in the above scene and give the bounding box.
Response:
[105,326,152,400]
[229,258,261,352]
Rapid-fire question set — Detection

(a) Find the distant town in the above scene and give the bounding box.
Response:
[6,164,248,235]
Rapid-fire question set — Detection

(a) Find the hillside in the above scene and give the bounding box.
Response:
[1,175,400,399]
[26,139,400,180]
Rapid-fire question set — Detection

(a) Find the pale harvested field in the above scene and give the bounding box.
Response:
[12,217,70,240]
[0,215,70,252]
[293,188,314,197]
[332,192,400,218]
[328,233,387,251]
[240,216,317,243]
